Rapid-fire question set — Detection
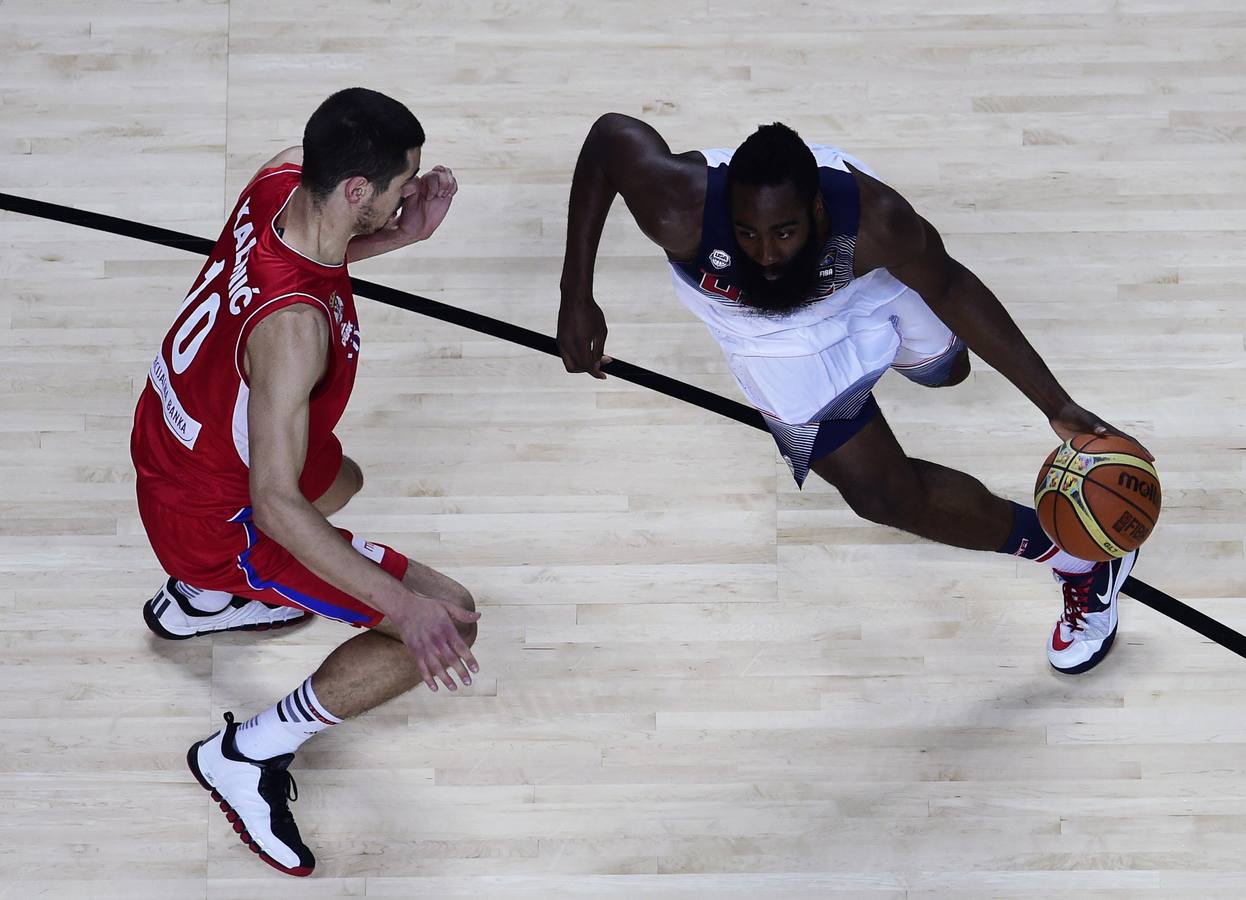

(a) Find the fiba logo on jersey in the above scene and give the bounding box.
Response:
[709,249,731,269]
[329,292,344,325]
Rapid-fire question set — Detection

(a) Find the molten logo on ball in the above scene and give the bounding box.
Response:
[1117,471,1160,504]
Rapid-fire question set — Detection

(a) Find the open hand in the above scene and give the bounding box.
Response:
[388,592,480,692]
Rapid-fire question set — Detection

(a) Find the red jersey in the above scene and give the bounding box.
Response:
[132,164,360,517]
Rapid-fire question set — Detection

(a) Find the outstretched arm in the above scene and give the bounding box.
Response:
[558,113,704,377]
[854,168,1146,449]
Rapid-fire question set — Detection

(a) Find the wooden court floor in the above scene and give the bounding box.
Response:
[1,2,1244,897]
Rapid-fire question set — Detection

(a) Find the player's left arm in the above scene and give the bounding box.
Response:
[256,146,303,175]
[347,165,459,262]
[854,169,1145,448]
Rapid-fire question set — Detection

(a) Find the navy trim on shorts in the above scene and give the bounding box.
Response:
[765,395,879,488]
[810,395,879,464]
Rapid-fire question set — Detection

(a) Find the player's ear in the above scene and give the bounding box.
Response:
[812,191,826,221]
[342,175,372,207]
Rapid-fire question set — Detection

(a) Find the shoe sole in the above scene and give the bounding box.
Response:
[186,740,314,877]
[1050,624,1118,675]
[144,599,309,641]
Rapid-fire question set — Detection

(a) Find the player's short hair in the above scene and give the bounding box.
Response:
[728,122,819,203]
[301,88,425,202]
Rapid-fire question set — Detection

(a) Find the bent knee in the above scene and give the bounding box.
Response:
[448,584,478,646]
[387,562,479,647]
[939,349,971,386]
[422,577,478,646]
[372,597,477,648]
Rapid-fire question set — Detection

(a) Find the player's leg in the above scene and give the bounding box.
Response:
[300,559,478,719]
[187,536,476,877]
[805,401,1130,674]
[226,557,476,761]
[879,286,1132,671]
[809,401,1013,550]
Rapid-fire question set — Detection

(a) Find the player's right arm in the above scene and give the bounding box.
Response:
[245,306,479,690]
[558,113,705,378]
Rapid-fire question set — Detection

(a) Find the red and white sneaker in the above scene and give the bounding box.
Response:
[1048,550,1137,674]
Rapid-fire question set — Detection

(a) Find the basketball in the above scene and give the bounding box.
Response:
[1034,434,1161,561]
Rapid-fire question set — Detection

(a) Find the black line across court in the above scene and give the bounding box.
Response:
[2,190,1242,662]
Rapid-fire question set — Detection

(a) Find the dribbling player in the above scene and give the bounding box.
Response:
[557,116,1147,674]
[131,88,480,876]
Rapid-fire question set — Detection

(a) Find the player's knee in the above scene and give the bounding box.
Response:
[391,564,477,648]
[426,579,477,647]
[374,586,476,649]
[936,349,971,387]
[449,584,478,647]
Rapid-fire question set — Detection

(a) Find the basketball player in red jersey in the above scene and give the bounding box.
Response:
[131,88,479,877]
[558,116,1153,679]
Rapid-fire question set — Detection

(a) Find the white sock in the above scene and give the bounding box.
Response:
[232,677,342,760]
[175,580,232,614]
[1040,548,1098,576]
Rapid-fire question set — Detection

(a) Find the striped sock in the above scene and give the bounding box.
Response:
[232,677,342,760]
[174,580,233,614]
[997,501,1097,575]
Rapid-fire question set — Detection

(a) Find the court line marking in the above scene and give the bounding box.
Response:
[2,190,1238,661]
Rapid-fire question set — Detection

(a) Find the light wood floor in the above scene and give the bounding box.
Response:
[2,2,1245,897]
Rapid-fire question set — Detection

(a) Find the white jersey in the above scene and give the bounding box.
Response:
[668,144,961,429]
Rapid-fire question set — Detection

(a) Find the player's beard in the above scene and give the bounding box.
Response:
[734,216,826,315]
[355,198,400,236]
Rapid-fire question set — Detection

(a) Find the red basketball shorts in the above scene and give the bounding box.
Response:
[135,446,407,628]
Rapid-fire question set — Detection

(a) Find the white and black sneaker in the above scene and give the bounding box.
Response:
[144,578,308,640]
[187,712,316,877]
[1048,549,1138,674]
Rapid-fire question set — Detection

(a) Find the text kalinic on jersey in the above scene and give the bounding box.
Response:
[228,198,260,314]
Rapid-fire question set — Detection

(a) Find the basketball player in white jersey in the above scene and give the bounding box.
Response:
[557,115,1149,674]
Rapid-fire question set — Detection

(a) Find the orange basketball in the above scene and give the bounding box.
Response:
[1034,434,1161,561]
